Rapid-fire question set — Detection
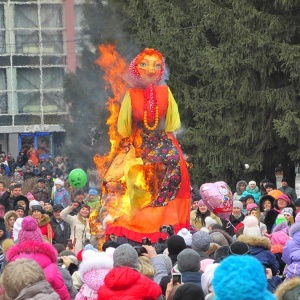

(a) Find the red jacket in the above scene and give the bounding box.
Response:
[97,266,161,300]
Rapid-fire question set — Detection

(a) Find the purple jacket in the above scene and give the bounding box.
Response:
[282,225,300,279]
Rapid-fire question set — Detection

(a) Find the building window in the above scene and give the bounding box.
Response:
[0,69,7,114]
[0,4,5,54]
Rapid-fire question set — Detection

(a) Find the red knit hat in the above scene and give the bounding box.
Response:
[18,216,43,243]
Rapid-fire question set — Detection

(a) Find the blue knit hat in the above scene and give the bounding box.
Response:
[88,187,98,196]
[213,255,276,300]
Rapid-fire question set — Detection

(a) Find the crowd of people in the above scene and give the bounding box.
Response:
[0,151,299,300]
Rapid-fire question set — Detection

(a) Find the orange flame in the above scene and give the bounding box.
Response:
[94,44,127,178]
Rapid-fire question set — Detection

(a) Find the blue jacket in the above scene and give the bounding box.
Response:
[238,235,279,275]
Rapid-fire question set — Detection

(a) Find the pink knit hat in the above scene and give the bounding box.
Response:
[18,216,43,243]
[26,192,35,201]
[246,203,258,212]
[270,231,290,246]
[277,194,291,205]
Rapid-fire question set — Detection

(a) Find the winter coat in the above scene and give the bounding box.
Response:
[181,271,202,288]
[0,191,18,212]
[15,280,60,300]
[274,276,300,300]
[97,266,162,300]
[190,210,222,231]
[222,213,245,236]
[264,209,279,234]
[75,251,113,300]
[6,240,70,300]
[279,186,297,202]
[60,206,90,252]
[282,224,300,279]
[233,180,247,201]
[50,215,71,247]
[37,214,54,243]
[53,187,71,207]
[238,234,279,275]
[32,184,51,202]
[242,186,261,204]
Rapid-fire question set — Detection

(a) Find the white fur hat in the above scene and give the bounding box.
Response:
[248,180,256,186]
[13,218,23,242]
[177,228,192,247]
[243,215,261,237]
[205,216,217,229]
[54,178,64,186]
[29,200,39,209]
[79,248,114,281]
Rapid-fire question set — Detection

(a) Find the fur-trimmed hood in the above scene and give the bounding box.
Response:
[4,210,18,226]
[6,240,57,263]
[38,213,51,227]
[238,234,271,249]
[235,180,247,195]
[259,195,275,212]
[275,276,300,300]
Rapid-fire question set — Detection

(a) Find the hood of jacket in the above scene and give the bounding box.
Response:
[235,180,247,195]
[104,266,141,290]
[275,276,300,300]
[6,240,57,264]
[15,280,60,300]
[238,234,271,250]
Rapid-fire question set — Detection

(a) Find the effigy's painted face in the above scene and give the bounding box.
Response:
[136,54,162,85]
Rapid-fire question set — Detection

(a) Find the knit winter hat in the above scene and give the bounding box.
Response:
[18,216,43,243]
[205,216,217,228]
[13,217,23,242]
[173,283,204,300]
[192,231,211,252]
[29,200,39,209]
[167,235,186,256]
[229,241,249,255]
[244,195,255,202]
[30,205,43,213]
[26,192,35,201]
[294,198,300,207]
[88,187,98,196]
[243,216,261,237]
[246,203,258,212]
[177,249,201,272]
[270,231,290,247]
[113,244,139,271]
[277,194,291,205]
[200,258,214,273]
[210,231,231,247]
[213,255,276,300]
[233,201,243,210]
[282,207,293,216]
[214,246,230,262]
[177,228,192,247]
[54,178,64,186]
[275,214,288,226]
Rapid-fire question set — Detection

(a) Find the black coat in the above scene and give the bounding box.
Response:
[50,216,71,247]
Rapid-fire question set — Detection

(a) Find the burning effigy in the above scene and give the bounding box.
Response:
[92,45,191,246]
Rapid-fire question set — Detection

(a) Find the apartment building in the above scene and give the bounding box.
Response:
[0,0,83,159]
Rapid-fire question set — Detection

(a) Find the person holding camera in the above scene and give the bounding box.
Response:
[60,202,91,252]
